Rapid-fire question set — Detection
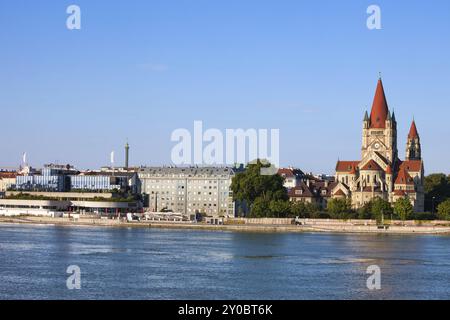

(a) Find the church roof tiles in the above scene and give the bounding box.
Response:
[370,79,390,129]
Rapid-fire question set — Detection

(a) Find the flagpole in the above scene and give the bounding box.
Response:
[111,151,115,177]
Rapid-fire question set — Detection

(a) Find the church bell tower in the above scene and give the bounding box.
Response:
[361,78,398,165]
[406,120,421,160]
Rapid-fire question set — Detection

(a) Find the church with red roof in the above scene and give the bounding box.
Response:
[333,78,425,212]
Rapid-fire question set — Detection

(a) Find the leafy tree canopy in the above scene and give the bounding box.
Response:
[393,197,414,221]
[424,174,450,211]
[371,197,393,222]
[231,160,288,204]
[326,198,353,219]
[437,199,450,220]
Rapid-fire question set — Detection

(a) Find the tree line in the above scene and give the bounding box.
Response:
[231,162,450,220]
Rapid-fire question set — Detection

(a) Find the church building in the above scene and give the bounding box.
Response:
[333,78,425,212]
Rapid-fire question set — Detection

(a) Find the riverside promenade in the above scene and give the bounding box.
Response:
[1,216,450,235]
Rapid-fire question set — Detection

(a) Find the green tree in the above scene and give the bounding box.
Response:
[424,174,450,211]
[371,197,393,223]
[231,160,288,217]
[327,198,352,219]
[269,200,292,218]
[305,202,321,218]
[393,197,414,221]
[357,202,372,219]
[437,199,450,220]
[249,197,270,218]
[290,201,307,218]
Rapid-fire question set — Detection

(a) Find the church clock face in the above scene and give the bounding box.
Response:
[374,143,380,149]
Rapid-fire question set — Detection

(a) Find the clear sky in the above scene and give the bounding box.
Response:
[1,0,449,174]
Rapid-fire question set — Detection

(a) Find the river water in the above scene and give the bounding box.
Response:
[0,223,449,300]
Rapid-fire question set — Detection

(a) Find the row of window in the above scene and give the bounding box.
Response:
[142,178,229,184]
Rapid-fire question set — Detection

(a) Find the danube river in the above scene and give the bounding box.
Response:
[1,223,450,300]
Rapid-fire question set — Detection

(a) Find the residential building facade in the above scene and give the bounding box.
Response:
[0,171,17,192]
[277,167,305,188]
[287,178,338,209]
[138,167,235,218]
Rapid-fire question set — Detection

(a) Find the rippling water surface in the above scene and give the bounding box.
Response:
[0,223,449,300]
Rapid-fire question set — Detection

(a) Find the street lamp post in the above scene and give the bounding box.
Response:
[432,196,436,215]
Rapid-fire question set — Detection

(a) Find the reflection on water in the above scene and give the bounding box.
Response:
[0,223,450,300]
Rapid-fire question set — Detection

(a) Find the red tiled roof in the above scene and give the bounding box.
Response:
[0,172,17,179]
[277,168,304,178]
[362,186,383,192]
[289,180,337,199]
[360,159,383,171]
[288,181,314,198]
[370,79,389,129]
[278,168,295,178]
[336,161,360,172]
[386,165,392,174]
[395,168,415,185]
[408,120,419,139]
[334,189,346,196]
[311,181,337,198]
[399,160,422,172]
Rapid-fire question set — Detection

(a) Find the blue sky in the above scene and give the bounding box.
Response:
[0,0,449,174]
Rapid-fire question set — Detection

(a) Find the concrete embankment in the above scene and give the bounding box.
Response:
[1,216,450,235]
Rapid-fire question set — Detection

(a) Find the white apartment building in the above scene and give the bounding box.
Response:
[138,167,235,218]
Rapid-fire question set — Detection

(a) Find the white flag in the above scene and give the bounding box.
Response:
[110,151,115,164]
[22,152,27,164]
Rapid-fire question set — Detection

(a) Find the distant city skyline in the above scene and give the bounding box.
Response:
[1,1,449,174]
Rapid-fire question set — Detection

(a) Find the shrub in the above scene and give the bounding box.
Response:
[393,197,414,221]
[412,212,437,221]
[327,198,353,219]
[437,199,450,220]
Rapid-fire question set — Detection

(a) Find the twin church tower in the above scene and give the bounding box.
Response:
[334,78,425,212]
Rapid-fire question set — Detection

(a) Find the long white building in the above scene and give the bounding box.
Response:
[138,167,235,218]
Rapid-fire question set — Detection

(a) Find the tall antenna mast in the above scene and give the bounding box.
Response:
[125,139,130,170]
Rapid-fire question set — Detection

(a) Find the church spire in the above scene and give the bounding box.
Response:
[406,119,421,160]
[408,119,419,139]
[369,78,390,128]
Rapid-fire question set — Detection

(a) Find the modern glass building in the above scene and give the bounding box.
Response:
[69,175,123,191]
[14,165,74,191]
[15,175,65,192]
